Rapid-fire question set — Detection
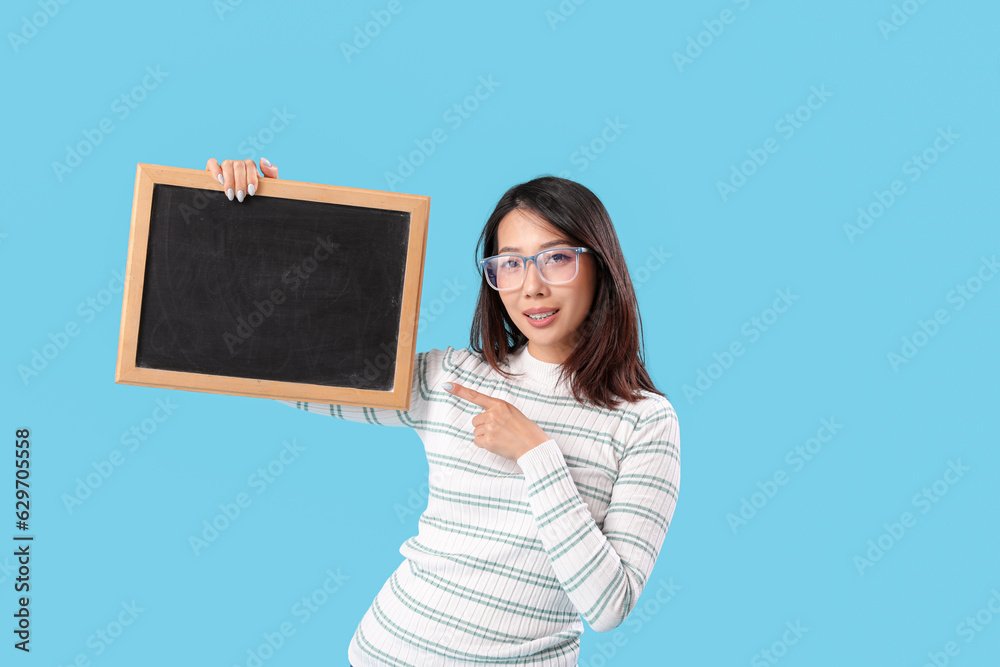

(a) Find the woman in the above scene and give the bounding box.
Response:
[206,157,681,667]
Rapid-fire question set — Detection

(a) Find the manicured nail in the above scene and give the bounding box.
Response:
[442,382,453,390]
[236,189,245,202]
[261,157,271,167]
[248,183,255,196]
[226,188,234,201]
[217,174,224,185]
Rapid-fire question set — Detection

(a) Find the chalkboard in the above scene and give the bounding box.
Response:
[115,163,429,410]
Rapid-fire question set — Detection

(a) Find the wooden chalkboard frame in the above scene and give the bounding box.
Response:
[115,163,429,410]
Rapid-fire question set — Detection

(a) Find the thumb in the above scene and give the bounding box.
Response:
[260,157,279,179]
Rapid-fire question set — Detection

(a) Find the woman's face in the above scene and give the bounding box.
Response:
[495,208,596,365]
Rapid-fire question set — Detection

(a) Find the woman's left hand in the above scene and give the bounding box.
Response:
[443,383,551,461]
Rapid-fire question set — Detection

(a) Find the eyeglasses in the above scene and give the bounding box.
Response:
[479,246,592,291]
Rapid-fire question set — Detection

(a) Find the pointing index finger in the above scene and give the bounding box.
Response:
[443,382,493,409]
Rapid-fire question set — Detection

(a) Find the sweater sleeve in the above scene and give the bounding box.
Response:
[273,349,437,428]
[515,401,680,633]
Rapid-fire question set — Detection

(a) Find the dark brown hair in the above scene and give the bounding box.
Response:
[470,175,664,410]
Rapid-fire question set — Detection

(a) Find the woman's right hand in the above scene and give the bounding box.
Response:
[205,157,279,203]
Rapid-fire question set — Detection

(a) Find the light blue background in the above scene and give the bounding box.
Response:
[4,1,999,665]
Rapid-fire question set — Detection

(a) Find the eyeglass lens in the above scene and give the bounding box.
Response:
[483,249,580,290]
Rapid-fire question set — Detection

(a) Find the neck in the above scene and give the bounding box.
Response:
[526,340,575,365]
[507,344,570,390]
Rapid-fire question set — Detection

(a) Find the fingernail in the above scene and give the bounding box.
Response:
[442,382,453,390]
[236,189,245,202]
[261,157,271,167]
[226,188,234,201]
[217,174,224,185]
[248,183,255,196]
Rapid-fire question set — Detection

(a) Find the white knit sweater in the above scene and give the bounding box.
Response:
[277,344,680,666]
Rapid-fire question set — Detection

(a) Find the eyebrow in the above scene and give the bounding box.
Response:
[498,239,574,254]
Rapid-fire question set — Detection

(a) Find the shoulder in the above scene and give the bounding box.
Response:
[633,391,678,427]
[617,392,680,470]
[416,346,490,378]
[624,391,679,443]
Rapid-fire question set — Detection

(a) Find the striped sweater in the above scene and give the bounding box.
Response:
[277,344,680,666]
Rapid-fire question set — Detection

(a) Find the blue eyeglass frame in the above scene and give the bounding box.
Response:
[478,246,593,291]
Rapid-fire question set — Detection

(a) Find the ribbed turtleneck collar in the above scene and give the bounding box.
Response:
[504,344,571,390]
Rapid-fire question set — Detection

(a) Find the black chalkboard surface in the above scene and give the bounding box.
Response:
[116,164,429,410]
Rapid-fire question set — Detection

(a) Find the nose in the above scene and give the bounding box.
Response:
[522,258,546,293]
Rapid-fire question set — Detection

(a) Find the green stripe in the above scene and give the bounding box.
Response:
[421,516,545,551]
[363,584,581,664]
[585,565,625,622]
[615,472,679,498]
[573,478,613,504]
[388,571,535,642]
[355,624,418,666]
[563,453,618,479]
[622,559,649,589]
[536,496,581,528]
[404,537,563,590]
[407,561,579,624]
[622,439,679,464]
[528,467,572,495]
[606,502,670,531]
[428,487,532,513]
[534,419,627,459]
[426,451,511,477]
[635,406,677,428]
[604,531,659,561]
[564,548,609,592]
[550,522,592,560]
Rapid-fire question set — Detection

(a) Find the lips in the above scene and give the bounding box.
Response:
[523,309,560,327]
